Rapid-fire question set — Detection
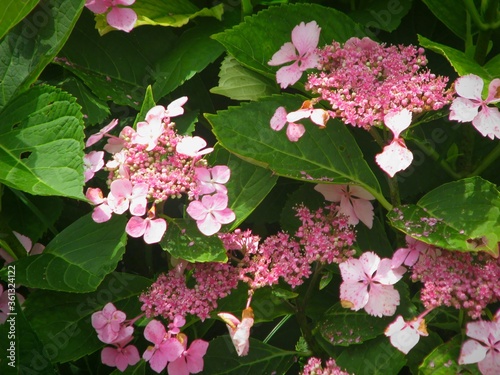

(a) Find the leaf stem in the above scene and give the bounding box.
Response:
[469,142,500,176]
[464,0,499,64]
[263,314,292,344]
[410,139,462,179]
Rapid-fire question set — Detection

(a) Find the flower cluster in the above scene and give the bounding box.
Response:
[301,357,352,375]
[84,98,235,243]
[411,245,500,319]
[139,262,240,321]
[85,0,137,32]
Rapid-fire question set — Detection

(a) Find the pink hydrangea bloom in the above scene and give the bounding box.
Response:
[167,334,209,375]
[270,106,306,142]
[133,114,166,152]
[0,285,25,324]
[449,74,500,140]
[168,315,186,335]
[86,119,119,147]
[385,315,428,354]
[391,235,429,268]
[195,166,231,195]
[459,319,500,375]
[286,100,331,128]
[164,96,188,118]
[375,109,414,177]
[186,193,235,236]
[85,0,137,33]
[91,303,129,344]
[83,151,104,182]
[218,308,254,356]
[101,336,140,372]
[86,187,113,223]
[143,319,184,373]
[301,357,352,375]
[126,208,167,244]
[107,179,148,216]
[314,184,374,228]
[176,136,214,158]
[339,251,406,317]
[268,21,321,88]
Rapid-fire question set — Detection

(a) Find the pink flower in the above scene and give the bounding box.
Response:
[459,319,500,375]
[176,136,214,158]
[186,193,236,236]
[385,315,428,354]
[339,251,406,317]
[314,184,374,228]
[167,334,209,375]
[125,206,167,244]
[83,151,104,182]
[450,74,500,140]
[101,337,140,371]
[107,179,148,216]
[86,187,113,223]
[195,166,230,195]
[218,308,254,356]
[86,119,119,147]
[85,0,137,33]
[286,100,331,128]
[165,96,188,118]
[143,320,184,373]
[168,315,186,335]
[91,303,129,344]
[268,21,321,88]
[0,285,25,324]
[391,235,429,268]
[133,116,165,151]
[375,109,414,177]
[270,106,306,142]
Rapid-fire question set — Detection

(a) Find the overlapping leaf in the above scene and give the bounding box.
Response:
[422,0,470,40]
[0,0,40,40]
[349,0,412,33]
[0,85,85,199]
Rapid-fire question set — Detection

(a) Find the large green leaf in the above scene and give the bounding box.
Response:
[388,177,500,256]
[0,214,128,292]
[203,336,296,374]
[152,19,226,100]
[0,0,84,110]
[349,0,412,33]
[206,94,388,209]
[161,218,228,263]
[23,273,151,364]
[0,0,40,40]
[212,3,363,78]
[0,85,85,199]
[208,145,278,230]
[422,0,469,39]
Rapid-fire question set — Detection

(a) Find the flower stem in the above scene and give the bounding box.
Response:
[464,0,499,64]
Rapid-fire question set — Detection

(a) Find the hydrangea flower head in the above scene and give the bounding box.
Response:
[268,21,321,88]
[85,0,137,32]
[449,74,500,140]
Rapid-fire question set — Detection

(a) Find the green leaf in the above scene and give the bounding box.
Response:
[419,335,481,374]
[483,53,500,78]
[210,55,280,101]
[388,177,500,256]
[212,3,363,78]
[202,336,296,374]
[0,85,85,200]
[0,214,128,292]
[161,218,228,263]
[0,0,40,40]
[23,273,151,364]
[206,94,387,208]
[335,335,406,375]
[152,19,226,99]
[93,0,224,34]
[208,145,278,230]
[0,0,84,110]
[133,85,156,128]
[422,0,470,39]
[349,0,412,33]
[354,217,394,258]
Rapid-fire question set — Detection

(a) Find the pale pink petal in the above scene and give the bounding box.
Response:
[286,122,305,142]
[478,351,500,375]
[206,193,229,211]
[144,320,166,345]
[309,109,329,127]
[359,251,380,278]
[384,109,412,139]
[186,200,208,221]
[176,136,213,157]
[13,232,32,252]
[465,321,494,342]
[449,97,481,122]
[391,248,410,268]
[459,339,488,364]
[314,184,343,202]
[286,109,311,123]
[168,357,188,375]
[472,106,500,139]
[218,312,241,327]
[113,0,135,6]
[166,96,188,117]
[125,216,147,238]
[197,215,222,236]
[364,283,400,317]
[385,316,406,336]
[339,258,366,282]
[404,249,420,267]
[455,74,484,100]
[338,195,358,226]
[101,347,118,367]
[299,52,319,71]
[486,78,500,104]
[270,107,288,131]
[340,281,369,310]
[0,249,15,264]
[351,198,374,228]
[276,63,303,89]
[187,340,209,371]
[385,317,421,354]
[30,243,45,255]
[291,21,320,57]
[212,208,236,224]
[86,119,118,147]
[145,105,165,123]
[375,141,414,178]
[92,203,113,223]
[129,183,149,216]
[373,259,405,285]
[106,7,137,32]
[86,0,111,14]
[231,317,253,356]
[268,42,297,66]
[144,218,167,244]
[348,185,375,200]
[211,166,231,184]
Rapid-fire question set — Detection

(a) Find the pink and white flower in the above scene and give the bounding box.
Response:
[176,136,214,158]
[186,193,236,236]
[339,252,406,317]
[143,319,184,373]
[86,187,113,223]
[107,179,148,216]
[270,106,306,142]
[85,0,137,33]
[86,119,119,147]
[450,74,500,140]
[83,151,104,182]
[195,166,231,195]
[286,100,331,128]
[391,235,429,268]
[375,109,414,177]
[385,315,428,354]
[314,184,375,228]
[218,308,254,356]
[268,21,321,88]
[126,208,167,244]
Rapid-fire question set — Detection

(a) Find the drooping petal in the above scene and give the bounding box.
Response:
[472,106,500,139]
[351,197,374,228]
[291,21,320,57]
[106,7,137,32]
[286,122,306,142]
[384,109,412,139]
[186,340,209,372]
[144,218,167,244]
[363,283,400,317]
[270,106,288,131]
[276,63,303,89]
[268,42,297,66]
[314,184,344,202]
[375,141,413,178]
[455,74,484,101]
[449,97,481,122]
[231,317,253,356]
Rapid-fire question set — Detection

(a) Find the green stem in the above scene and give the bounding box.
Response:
[469,142,500,176]
[465,0,499,64]
[463,0,489,30]
[411,139,462,179]
[367,127,394,212]
[263,314,292,344]
[387,175,401,208]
